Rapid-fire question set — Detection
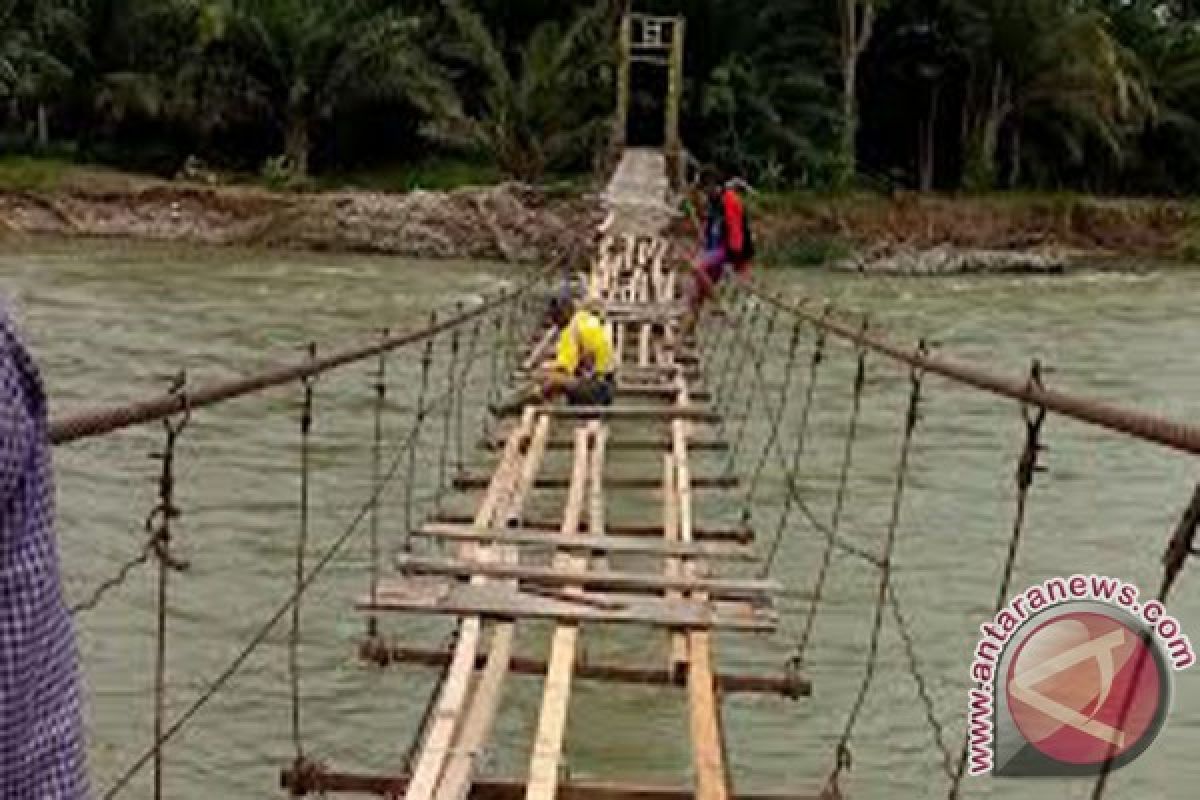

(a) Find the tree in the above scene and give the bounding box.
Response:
[959,0,1151,189]
[0,0,81,147]
[836,0,879,186]
[200,0,454,177]
[435,0,614,181]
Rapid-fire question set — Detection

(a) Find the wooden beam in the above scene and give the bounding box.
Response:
[402,408,537,800]
[358,582,776,632]
[453,474,738,491]
[526,423,598,800]
[281,771,820,800]
[366,647,811,698]
[486,436,727,453]
[429,514,752,544]
[529,405,720,422]
[674,373,730,800]
[434,413,553,800]
[390,556,781,600]
[415,524,755,561]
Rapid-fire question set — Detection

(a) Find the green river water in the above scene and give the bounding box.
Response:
[3,238,1199,799]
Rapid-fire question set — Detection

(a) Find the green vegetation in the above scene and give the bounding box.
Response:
[2,1,1200,196]
[0,154,72,190]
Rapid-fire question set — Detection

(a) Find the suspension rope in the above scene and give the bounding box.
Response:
[949,361,1046,798]
[457,317,483,476]
[794,323,870,664]
[741,317,805,525]
[403,320,437,553]
[365,330,389,643]
[760,320,827,578]
[149,375,190,800]
[100,390,432,800]
[437,309,462,508]
[1090,483,1200,799]
[824,345,926,799]
[290,344,316,766]
[726,303,780,476]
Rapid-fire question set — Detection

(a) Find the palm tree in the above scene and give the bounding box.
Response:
[0,0,81,146]
[435,0,614,182]
[959,0,1152,189]
[203,0,455,177]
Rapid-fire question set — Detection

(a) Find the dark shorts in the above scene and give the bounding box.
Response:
[566,373,615,406]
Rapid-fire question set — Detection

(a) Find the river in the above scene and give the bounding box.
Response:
[3,238,1199,799]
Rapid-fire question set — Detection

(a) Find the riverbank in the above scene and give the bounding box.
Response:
[2,161,1198,271]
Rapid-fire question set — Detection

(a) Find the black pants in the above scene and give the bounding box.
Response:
[566,373,615,406]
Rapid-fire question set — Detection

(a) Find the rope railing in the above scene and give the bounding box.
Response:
[746,282,1200,456]
[50,280,540,446]
[708,276,1200,800]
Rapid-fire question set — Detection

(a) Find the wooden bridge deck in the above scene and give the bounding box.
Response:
[289,150,807,799]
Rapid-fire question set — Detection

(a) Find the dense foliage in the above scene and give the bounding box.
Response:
[2,0,1199,193]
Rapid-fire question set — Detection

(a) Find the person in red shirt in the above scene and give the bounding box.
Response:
[683,172,754,332]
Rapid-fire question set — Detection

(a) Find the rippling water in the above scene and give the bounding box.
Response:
[3,239,1200,799]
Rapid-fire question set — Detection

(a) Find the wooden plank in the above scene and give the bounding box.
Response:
[674,370,729,800]
[522,329,558,372]
[390,556,781,599]
[403,408,537,800]
[533,405,719,422]
[434,413,553,800]
[359,581,776,632]
[370,647,811,697]
[429,513,751,543]
[282,771,819,800]
[663,454,688,674]
[526,424,594,800]
[415,524,755,561]
[453,474,738,491]
[487,436,726,453]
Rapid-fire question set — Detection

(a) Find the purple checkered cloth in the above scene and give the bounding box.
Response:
[0,304,89,798]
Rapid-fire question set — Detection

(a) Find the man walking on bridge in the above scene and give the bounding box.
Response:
[0,304,89,797]
[683,171,754,333]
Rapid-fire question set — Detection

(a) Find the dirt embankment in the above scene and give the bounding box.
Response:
[0,179,601,262]
[755,192,1199,271]
[2,177,1195,269]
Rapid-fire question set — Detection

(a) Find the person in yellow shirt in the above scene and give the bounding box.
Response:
[492,294,615,414]
[542,294,615,406]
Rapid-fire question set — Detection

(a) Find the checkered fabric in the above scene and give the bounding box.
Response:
[0,303,89,798]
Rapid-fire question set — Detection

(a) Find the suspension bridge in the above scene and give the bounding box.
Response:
[43,13,1200,800]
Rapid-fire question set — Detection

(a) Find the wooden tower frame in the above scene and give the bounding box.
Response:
[615,13,686,184]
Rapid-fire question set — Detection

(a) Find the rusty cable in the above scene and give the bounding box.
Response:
[747,283,1200,457]
[50,284,539,446]
[825,344,926,799]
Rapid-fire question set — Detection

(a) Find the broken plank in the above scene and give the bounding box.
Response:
[367,647,811,698]
[429,513,752,544]
[533,405,720,422]
[358,581,776,632]
[453,474,739,491]
[282,771,820,800]
[390,556,781,599]
[415,524,754,561]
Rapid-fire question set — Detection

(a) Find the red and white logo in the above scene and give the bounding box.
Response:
[966,575,1192,778]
